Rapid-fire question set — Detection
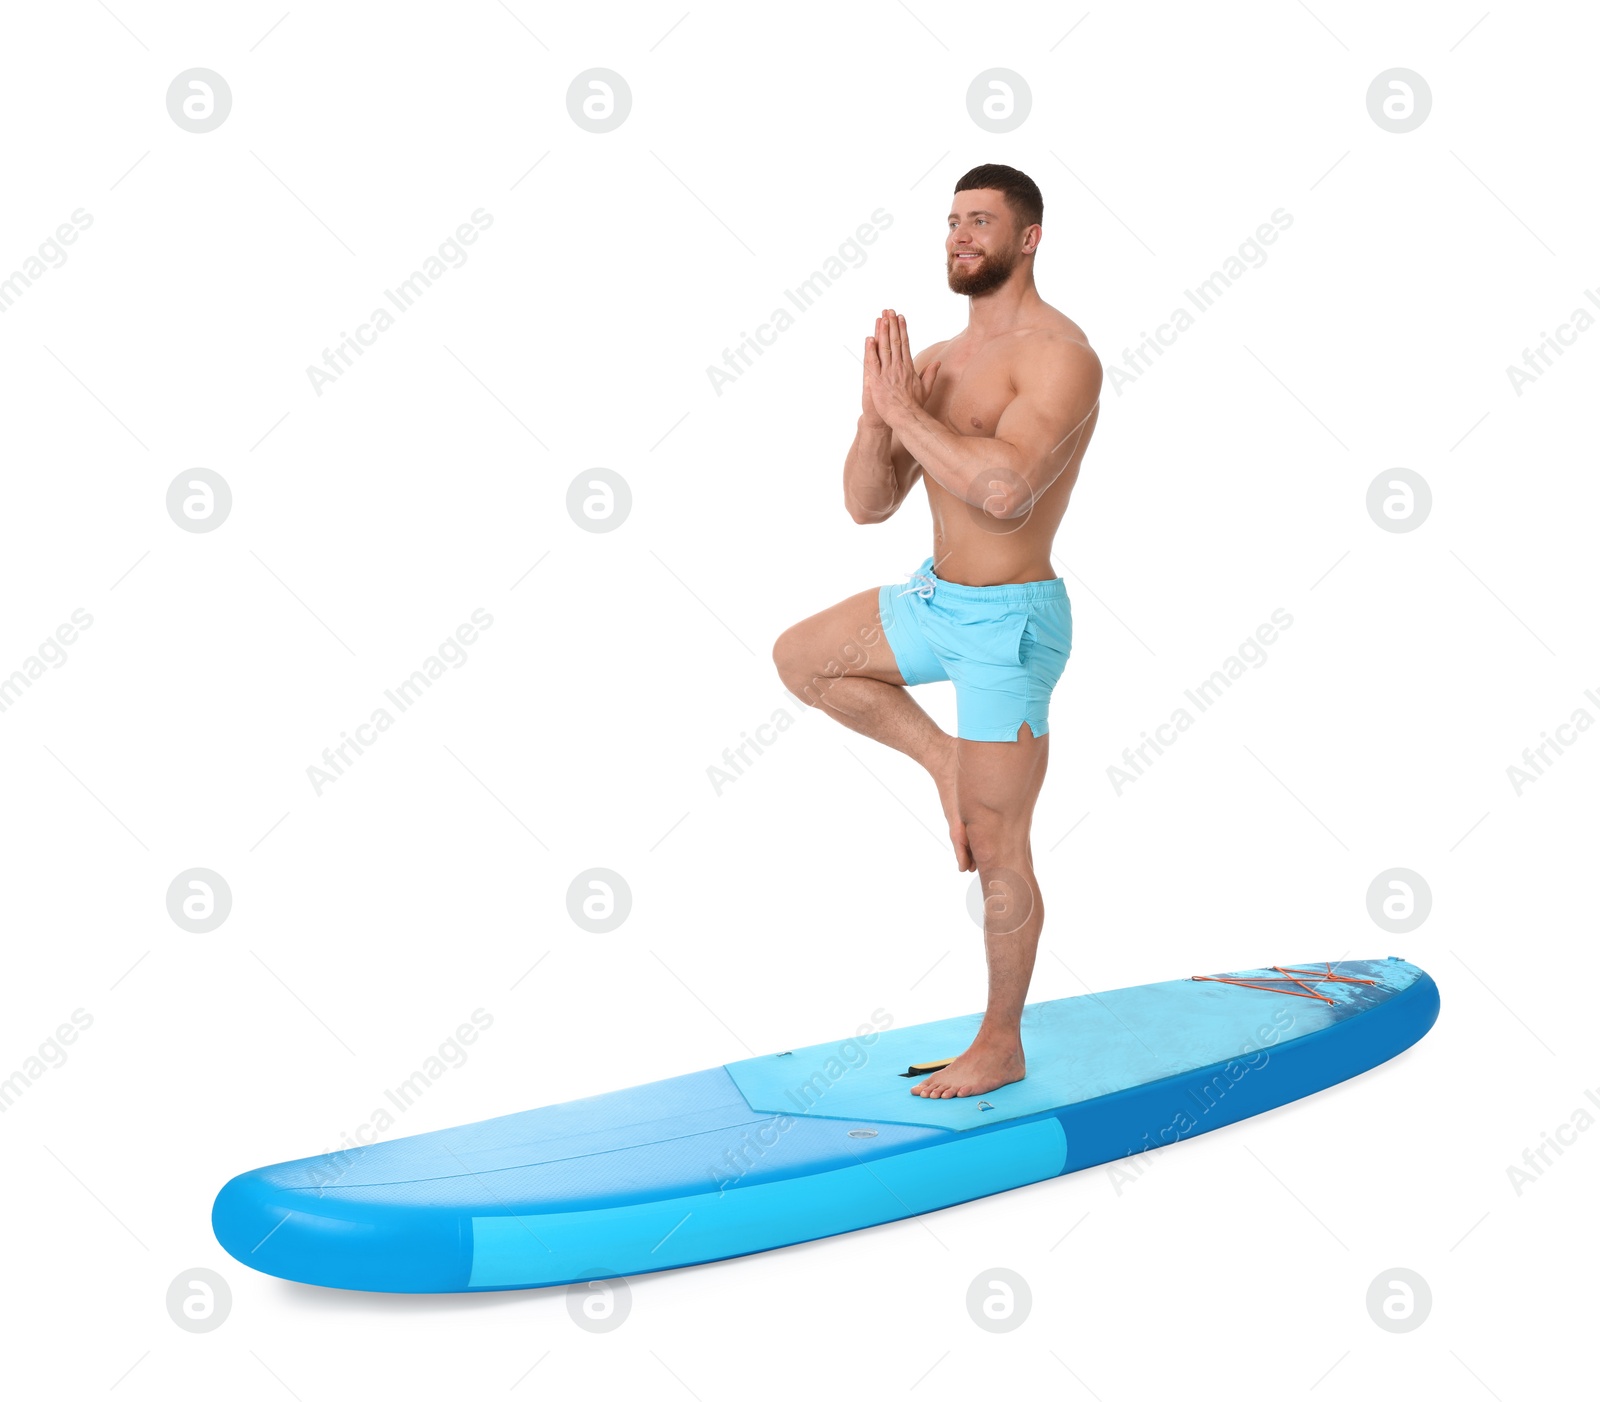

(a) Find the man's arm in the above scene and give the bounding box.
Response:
[876,335,1101,521]
[844,338,943,524]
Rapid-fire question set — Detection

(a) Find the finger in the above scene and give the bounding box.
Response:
[888,312,905,368]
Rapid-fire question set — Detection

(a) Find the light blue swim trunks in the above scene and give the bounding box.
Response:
[878,555,1072,743]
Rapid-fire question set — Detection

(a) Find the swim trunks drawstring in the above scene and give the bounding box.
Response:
[897,567,937,599]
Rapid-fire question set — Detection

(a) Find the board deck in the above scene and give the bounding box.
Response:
[212,957,1439,1292]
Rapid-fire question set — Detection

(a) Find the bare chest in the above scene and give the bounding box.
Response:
[925,348,1018,438]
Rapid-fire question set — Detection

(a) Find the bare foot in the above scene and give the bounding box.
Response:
[929,734,972,871]
[910,1038,1025,1098]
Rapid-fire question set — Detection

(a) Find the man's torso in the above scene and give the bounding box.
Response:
[913,308,1097,586]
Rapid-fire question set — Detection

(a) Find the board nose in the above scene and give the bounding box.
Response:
[211,1169,291,1271]
[211,1167,472,1293]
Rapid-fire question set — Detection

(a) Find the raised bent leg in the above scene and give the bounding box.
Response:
[772,587,973,871]
[912,720,1050,1098]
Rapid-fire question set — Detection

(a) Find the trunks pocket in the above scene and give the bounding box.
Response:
[1020,598,1073,668]
[948,609,1030,667]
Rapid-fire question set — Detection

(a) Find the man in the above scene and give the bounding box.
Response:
[771,164,1102,1100]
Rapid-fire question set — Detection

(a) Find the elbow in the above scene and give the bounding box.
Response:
[970,492,1024,524]
[845,491,890,525]
[980,474,1038,523]
[968,450,1046,523]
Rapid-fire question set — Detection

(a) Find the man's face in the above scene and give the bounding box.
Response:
[946,191,1027,296]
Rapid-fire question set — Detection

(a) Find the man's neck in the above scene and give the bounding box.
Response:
[963,275,1040,338]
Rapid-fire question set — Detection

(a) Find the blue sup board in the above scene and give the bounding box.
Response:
[212,957,1438,1292]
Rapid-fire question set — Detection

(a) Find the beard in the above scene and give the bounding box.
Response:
[946,244,1018,296]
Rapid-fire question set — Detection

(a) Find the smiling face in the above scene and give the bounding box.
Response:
[946,189,1032,296]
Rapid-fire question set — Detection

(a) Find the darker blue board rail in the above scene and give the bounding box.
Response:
[1053,966,1438,1171]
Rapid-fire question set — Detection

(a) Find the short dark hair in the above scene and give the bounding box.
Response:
[953,164,1043,231]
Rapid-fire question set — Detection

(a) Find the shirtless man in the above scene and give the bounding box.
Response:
[771,164,1102,1099]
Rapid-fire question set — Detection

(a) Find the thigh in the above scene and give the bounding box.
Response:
[957,721,1050,835]
[775,586,909,689]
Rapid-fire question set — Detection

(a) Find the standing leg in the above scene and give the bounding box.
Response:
[911,719,1050,1097]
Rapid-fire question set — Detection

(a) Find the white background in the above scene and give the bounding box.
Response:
[2,1,1595,1397]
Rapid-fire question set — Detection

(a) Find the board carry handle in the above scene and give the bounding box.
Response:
[899,1058,956,1078]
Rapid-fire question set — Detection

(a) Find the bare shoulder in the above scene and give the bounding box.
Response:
[914,335,954,369]
[1009,322,1102,396]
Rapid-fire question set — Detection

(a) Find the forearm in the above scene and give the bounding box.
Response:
[842,415,898,523]
[884,401,1026,519]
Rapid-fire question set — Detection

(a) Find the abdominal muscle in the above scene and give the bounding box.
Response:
[921,407,1094,587]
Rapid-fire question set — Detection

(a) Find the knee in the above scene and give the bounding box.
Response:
[963,806,1027,870]
[969,843,1040,930]
[771,626,811,696]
